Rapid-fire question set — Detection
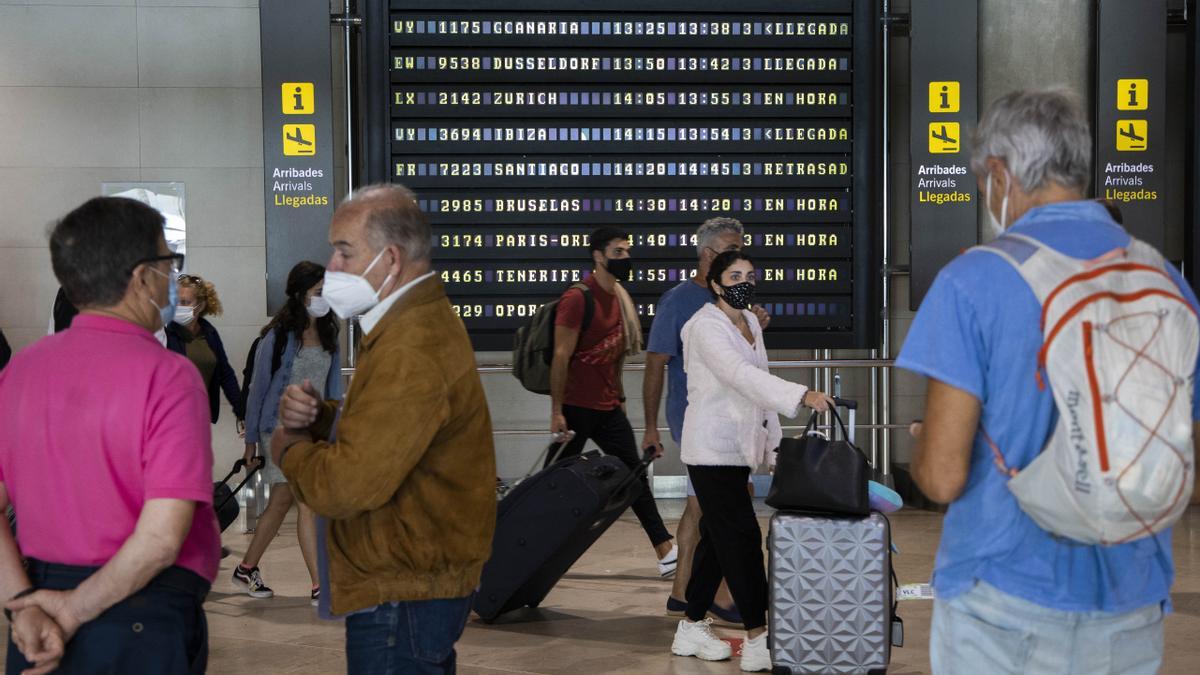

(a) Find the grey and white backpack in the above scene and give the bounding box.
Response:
[978,232,1198,544]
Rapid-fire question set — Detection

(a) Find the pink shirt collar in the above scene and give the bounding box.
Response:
[72,313,160,340]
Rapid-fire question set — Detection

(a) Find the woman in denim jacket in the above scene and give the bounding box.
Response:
[233,261,342,604]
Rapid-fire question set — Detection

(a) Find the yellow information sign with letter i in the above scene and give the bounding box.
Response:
[1116,79,1148,111]
[282,83,315,115]
[928,81,960,113]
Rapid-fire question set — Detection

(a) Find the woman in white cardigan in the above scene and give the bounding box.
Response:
[669,251,833,672]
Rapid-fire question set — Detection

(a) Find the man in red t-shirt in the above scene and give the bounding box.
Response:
[550,228,676,577]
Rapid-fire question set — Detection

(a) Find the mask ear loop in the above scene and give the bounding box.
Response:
[986,172,993,223]
[999,170,1011,231]
[376,249,398,301]
[144,265,167,308]
[361,247,397,300]
[986,169,1012,233]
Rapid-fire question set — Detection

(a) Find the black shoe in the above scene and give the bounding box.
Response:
[231,565,274,598]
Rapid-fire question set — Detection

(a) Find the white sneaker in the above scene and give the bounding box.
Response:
[657,543,679,579]
[671,619,732,662]
[740,630,771,672]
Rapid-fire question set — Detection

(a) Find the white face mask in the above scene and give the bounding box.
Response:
[322,248,393,319]
[307,294,331,318]
[173,305,196,326]
[985,170,1011,240]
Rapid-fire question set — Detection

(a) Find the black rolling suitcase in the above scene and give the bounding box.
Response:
[213,458,261,533]
[474,446,654,622]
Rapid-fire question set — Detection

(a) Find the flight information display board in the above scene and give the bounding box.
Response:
[362,0,880,350]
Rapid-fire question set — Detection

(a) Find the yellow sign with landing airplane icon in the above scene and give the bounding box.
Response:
[1115,119,1147,151]
[283,124,317,156]
[928,122,960,154]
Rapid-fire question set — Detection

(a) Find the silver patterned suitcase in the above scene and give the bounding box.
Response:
[768,511,894,674]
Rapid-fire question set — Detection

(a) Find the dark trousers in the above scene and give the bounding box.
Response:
[685,465,768,631]
[6,559,209,675]
[550,404,672,547]
[344,596,472,675]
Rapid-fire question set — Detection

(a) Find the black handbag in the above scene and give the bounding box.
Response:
[765,407,870,516]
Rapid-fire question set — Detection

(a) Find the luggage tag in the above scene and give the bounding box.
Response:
[896,583,934,601]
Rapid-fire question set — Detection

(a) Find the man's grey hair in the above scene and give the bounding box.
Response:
[342,183,432,262]
[970,87,1091,193]
[695,217,745,256]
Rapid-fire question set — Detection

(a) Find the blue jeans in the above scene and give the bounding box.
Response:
[931,581,1163,675]
[345,597,473,675]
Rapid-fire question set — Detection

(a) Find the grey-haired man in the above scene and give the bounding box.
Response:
[901,88,1199,674]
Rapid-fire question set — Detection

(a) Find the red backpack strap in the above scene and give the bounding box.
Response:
[980,426,1018,479]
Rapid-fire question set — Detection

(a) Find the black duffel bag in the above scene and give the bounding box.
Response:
[766,406,870,516]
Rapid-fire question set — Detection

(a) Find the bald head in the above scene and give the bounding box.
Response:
[336,184,432,263]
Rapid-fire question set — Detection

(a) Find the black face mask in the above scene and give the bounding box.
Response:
[605,257,633,281]
[719,281,756,310]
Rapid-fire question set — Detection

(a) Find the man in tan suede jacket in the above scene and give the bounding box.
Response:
[271,184,496,674]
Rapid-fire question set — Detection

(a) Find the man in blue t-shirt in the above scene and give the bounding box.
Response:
[642,217,769,620]
[900,88,1200,674]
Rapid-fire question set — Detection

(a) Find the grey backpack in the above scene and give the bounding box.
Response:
[978,232,1198,544]
[512,283,592,395]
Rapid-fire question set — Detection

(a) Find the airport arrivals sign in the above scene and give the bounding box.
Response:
[260,0,336,314]
[1095,0,1167,250]
[909,0,978,308]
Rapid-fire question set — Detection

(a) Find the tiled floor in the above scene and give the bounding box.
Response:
[5,503,1200,673]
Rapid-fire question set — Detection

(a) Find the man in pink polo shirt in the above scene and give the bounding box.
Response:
[0,197,219,674]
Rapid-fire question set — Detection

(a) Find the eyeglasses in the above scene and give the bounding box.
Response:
[177,274,204,285]
[130,253,185,276]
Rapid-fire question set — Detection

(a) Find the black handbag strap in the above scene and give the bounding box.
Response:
[799,408,871,465]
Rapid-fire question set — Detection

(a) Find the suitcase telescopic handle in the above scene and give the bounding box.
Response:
[216,460,263,510]
[833,397,857,410]
[600,447,658,513]
[218,459,247,486]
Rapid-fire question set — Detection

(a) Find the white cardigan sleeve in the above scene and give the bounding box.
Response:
[689,315,808,418]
